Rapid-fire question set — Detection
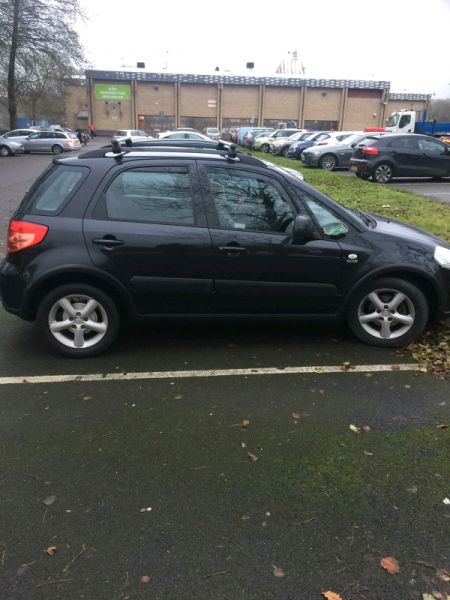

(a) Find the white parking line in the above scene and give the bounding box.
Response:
[0,363,423,386]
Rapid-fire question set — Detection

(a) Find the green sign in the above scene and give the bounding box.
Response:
[95,84,131,101]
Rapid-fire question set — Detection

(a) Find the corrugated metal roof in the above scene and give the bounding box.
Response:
[85,70,391,90]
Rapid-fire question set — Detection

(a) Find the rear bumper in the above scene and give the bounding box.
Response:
[349,158,371,174]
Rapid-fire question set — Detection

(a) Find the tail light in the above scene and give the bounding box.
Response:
[362,146,379,156]
[7,220,48,254]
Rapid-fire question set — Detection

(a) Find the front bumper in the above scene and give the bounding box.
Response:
[301,152,320,167]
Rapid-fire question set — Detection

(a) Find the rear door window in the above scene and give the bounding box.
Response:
[22,165,89,215]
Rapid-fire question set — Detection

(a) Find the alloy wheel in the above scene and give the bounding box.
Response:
[357,288,415,340]
[48,294,108,349]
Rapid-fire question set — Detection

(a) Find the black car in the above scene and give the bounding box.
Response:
[1,143,450,357]
[349,134,450,183]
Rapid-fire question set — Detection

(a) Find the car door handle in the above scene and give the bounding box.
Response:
[93,236,124,247]
[218,245,247,255]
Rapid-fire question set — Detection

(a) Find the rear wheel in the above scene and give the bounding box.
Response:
[0,145,11,157]
[347,278,428,347]
[319,154,337,171]
[52,144,63,155]
[373,162,393,183]
[38,284,120,357]
[260,143,270,153]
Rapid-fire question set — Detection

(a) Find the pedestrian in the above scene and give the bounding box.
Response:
[76,128,83,144]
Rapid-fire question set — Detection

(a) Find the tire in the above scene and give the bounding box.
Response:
[52,144,63,155]
[0,145,11,157]
[260,143,270,153]
[347,277,429,348]
[37,284,120,357]
[372,162,393,183]
[319,154,337,171]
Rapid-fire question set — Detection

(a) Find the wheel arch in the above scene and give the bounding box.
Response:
[343,268,440,322]
[26,268,134,321]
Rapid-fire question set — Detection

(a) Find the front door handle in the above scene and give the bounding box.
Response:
[93,236,124,247]
[218,245,247,255]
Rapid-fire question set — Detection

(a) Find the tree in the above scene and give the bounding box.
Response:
[0,0,85,129]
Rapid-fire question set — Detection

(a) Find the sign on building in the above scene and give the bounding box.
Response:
[95,84,131,101]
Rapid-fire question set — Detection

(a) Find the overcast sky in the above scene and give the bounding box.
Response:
[78,0,450,98]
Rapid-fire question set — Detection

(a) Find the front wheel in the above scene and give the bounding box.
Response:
[52,144,63,155]
[0,145,11,157]
[347,278,429,347]
[319,154,337,171]
[38,284,120,357]
[260,144,270,153]
[372,162,393,183]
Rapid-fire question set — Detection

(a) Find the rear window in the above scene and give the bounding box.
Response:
[22,165,89,215]
[116,130,127,136]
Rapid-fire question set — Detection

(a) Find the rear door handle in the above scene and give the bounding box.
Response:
[93,236,124,247]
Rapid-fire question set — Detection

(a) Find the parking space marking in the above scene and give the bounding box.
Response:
[0,363,422,386]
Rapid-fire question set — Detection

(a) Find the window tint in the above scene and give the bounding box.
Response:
[389,137,417,149]
[55,132,66,139]
[417,138,446,155]
[24,165,89,214]
[206,168,295,233]
[303,194,349,237]
[103,168,195,225]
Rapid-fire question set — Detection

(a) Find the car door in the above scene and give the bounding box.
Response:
[416,137,450,176]
[199,163,344,315]
[83,161,214,314]
[386,136,423,175]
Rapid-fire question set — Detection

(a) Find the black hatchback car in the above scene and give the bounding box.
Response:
[1,143,450,357]
[350,133,450,183]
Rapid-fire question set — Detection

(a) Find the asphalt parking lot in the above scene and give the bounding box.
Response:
[0,145,449,600]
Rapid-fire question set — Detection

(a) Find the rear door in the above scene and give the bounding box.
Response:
[83,161,214,314]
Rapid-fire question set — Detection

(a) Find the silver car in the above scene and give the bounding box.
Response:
[301,133,385,170]
[0,137,25,157]
[112,129,154,143]
[22,130,81,154]
[1,128,39,143]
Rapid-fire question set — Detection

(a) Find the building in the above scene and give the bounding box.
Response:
[64,69,431,134]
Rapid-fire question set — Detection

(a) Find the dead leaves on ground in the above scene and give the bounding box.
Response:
[380,556,400,574]
[272,565,285,577]
[46,546,57,556]
[322,592,343,600]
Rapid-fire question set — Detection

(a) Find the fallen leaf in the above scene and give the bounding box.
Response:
[42,495,56,506]
[322,592,343,600]
[242,419,250,429]
[349,424,361,433]
[380,556,400,574]
[140,507,152,513]
[362,425,371,433]
[265,511,271,517]
[437,569,450,582]
[292,411,301,420]
[436,423,448,429]
[406,485,418,494]
[46,546,57,556]
[83,395,92,401]
[174,395,183,400]
[443,498,450,506]
[241,441,247,449]
[272,565,285,577]
[140,575,151,583]
[363,450,374,456]
[248,452,258,462]
[391,364,400,371]
[240,513,250,520]
[432,591,444,599]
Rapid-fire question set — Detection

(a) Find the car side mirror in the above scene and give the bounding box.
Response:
[293,215,317,240]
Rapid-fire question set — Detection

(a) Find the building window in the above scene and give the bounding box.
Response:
[180,116,217,130]
[263,119,297,128]
[138,115,176,136]
[222,117,257,127]
[304,120,339,131]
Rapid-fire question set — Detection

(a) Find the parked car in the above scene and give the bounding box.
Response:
[0,137,25,157]
[22,130,81,154]
[112,130,154,143]
[349,134,450,183]
[158,131,211,141]
[242,128,274,148]
[301,133,386,170]
[254,129,302,152]
[2,143,450,357]
[1,128,40,143]
[203,127,220,140]
[271,131,311,156]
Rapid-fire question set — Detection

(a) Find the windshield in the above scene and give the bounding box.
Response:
[337,134,360,145]
[207,128,219,133]
[386,113,399,127]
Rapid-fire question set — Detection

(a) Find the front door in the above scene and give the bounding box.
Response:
[416,137,450,177]
[200,165,343,314]
[84,163,214,314]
